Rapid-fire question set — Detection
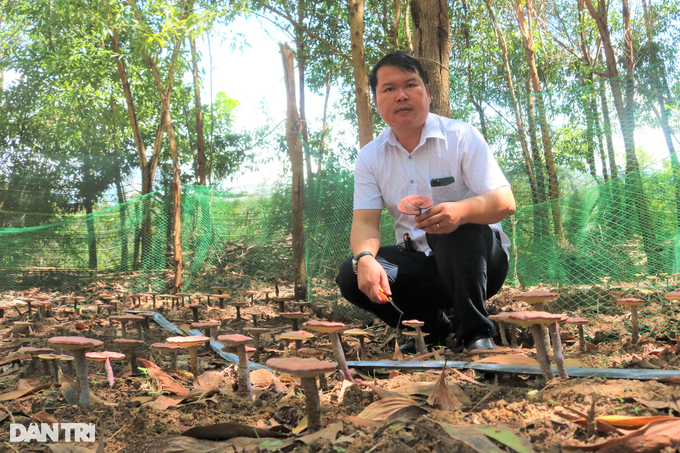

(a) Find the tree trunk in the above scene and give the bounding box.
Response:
[163,107,183,293]
[84,198,97,270]
[597,68,618,179]
[581,75,597,180]
[515,0,564,242]
[403,0,413,54]
[391,0,402,50]
[461,0,486,138]
[190,36,207,186]
[589,85,610,182]
[410,0,451,118]
[348,0,374,148]
[296,0,314,194]
[280,43,308,300]
[114,164,129,271]
[483,0,539,205]
[318,72,333,166]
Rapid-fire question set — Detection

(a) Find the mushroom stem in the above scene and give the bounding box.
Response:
[253,335,261,362]
[191,307,199,323]
[300,376,323,433]
[170,351,178,370]
[128,348,140,376]
[358,337,367,361]
[578,325,586,354]
[50,361,59,384]
[188,346,199,382]
[414,327,427,355]
[329,333,354,382]
[236,345,252,400]
[529,324,554,381]
[73,351,91,406]
[510,325,518,348]
[548,322,568,379]
[631,306,640,344]
[41,358,52,377]
[498,321,509,347]
[120,321,128,339]
[135,323,144,341]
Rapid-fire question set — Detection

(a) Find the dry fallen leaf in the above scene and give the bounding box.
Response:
[563,419,680,451]
[393,381,471,405]
[138,358,190,397]
[357,397,423,421]
[428,367,463,411]
[251,368,288,392]
[393,339,404,361]
[0,380,50,402]
[32,410,58,424]
[194,371,222,399]
[297,422,343,445]
[595,415,680,429]
[472,355,539,366]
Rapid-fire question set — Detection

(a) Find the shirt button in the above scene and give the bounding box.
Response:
[408,156,413,160]
[419,241,423,245]
[410,180,414,184]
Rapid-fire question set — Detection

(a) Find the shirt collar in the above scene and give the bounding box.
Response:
[385,113,446,150]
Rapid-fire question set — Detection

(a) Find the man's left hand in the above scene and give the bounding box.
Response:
[415,202,463,234]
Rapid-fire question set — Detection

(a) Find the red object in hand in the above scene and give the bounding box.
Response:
[378,286,392,302]
[398,195,433,215]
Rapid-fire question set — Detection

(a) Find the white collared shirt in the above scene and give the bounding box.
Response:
[354,113,511,256]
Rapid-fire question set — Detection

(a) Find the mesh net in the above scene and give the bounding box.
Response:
[1,65,679,333]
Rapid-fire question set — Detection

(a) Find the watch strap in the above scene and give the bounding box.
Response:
[352,251,373,273]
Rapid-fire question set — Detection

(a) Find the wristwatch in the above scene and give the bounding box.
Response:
[352,251,373,274]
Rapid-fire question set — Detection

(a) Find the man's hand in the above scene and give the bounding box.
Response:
[415,186,516,234]
[356,256,392,303]
[415,201,463,234]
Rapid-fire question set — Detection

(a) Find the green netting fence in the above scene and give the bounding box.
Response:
[1,65,679,338]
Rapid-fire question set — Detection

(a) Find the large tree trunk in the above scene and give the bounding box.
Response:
[411,0,451,118]
[296,0,314,195]
[515,0,564,242]
[114,164,129,271]
[163,108,183,293]
[280,43,308,300]
[483,0,539,206]
[390,0,402,50]
[84,197,97,270]
[581,75,597,180]
[348,0,374,148]
[585,0,660,272]
[403,0,413,54]
[597,67,618,179]
[190,35,207,186]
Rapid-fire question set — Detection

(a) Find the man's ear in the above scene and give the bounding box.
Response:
[425,85,432,105]
[373,95,380,114]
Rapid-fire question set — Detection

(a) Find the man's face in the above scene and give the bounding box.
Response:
[373,65,431,134]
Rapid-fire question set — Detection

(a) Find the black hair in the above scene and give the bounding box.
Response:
[369,51,429,96]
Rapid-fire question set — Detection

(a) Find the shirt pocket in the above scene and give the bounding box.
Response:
[431,183,464,205]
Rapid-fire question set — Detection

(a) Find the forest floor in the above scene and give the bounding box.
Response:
[0,273,679,453]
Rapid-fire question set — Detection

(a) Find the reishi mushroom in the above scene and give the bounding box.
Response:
[166,335,210,381]
[266,357,336,433]
[402,320,427,355]
[616,298,645,344]
[243,327,269,362]
[303,320,353,382]
[218,334,254,400]
[504,311,568,381]
[150,343,183,370]
[397,195,433,215]
[85,351,125,387]
[47,336,104,406]
[113,338,145,376]
[566,317,589,354]
[281,330,315,352]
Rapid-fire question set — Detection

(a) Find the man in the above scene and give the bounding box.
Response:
[335,52,516,353]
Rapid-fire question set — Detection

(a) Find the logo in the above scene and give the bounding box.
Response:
[10,423,96,443]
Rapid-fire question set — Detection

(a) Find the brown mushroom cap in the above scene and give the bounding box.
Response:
[191,321,220,328]
[504,311,568,328]
[303,320,347,334]
[86,351,125,362]
[166,335,210,348]
[402,320,424,328]
[48,336,104,351]
[113,338,145,348]
[397,195,433,215]
[245,291,257,295]
[617,298,645,307]
[19,347,54,356]
[37,353,58,360]
[243,327,270,334]
[266,357,337,378]
[566,316,589,325]
[512,289,559,304]
[344,328,372,337]
[663,291,680,300]
[281,312,308,319]
[297,348,325,358]
[150,342,184,352]
[218,334,253,345]
[57,354,74,361]
[403,331,429,338]
[110,315,145,322]
[228,302,248,307]
[280,330,315,340]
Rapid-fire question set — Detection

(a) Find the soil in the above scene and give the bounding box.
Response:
[0,277,679,453]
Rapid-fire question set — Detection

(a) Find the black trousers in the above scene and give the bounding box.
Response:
[335,223,508,343]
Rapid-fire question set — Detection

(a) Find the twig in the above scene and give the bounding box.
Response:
[586,393,598,438]
[3,442,19,453]
[466,386,497,413]
[0,403,15,424]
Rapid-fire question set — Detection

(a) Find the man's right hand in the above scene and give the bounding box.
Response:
[357,256,392,303]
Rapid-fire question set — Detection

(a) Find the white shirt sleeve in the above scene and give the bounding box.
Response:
[459,124,510,196]
[353,152,384,210]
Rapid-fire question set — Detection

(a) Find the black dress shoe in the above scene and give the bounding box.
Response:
[464,334,495,352]
[399,337,418,354]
